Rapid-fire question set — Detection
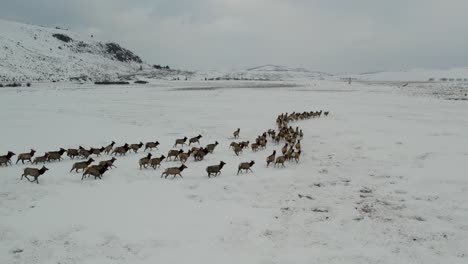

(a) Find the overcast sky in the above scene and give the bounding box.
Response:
[1,0,468,73]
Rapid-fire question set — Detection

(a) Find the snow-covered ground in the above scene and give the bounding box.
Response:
[0,80,467,264]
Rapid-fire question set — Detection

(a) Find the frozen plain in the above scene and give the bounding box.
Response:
[0,80,467,264]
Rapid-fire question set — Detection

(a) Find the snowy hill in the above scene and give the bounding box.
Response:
[339,67,468,82]
[194,65,332,81]
[246,64,310,73]
[0,19,144,82]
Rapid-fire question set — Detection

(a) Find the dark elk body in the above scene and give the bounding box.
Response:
[21,166,49,184]
[206,161,226,178]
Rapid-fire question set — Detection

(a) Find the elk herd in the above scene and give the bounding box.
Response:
[1,110,330,184]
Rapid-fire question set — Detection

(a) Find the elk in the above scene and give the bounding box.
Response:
[130,142,144,153]
[290,151,301,163]
[0,151,16,166]
[230,142,241,149]
[144,141,160,152]
[266,150,276,167]
[78,146,91,159]
[112,144,130,156]
[251,143,260,152]
[82,164,109,180]
[178,150,192,163]
[237,160,255,175]
[98,157,117,169]
[259,138,267,150]
[16,149,36,164]
[70,158,94,172]
[281,143,289,155]
[161,164,188,179]
[173,137,188,147]
[21,166,49,184]
[295,140,301,151]
[206,141,219,153]
[189,135,202,146]
[104,141,116,155]
[150,155,165,169]
[67,148,79,159]
[239,141,249,149]
[194,148,209,161]
[47,148,66,162]
[275,156,286,168]
[90,147,105,156]
[167,149,184,161]
[32,153,49,164]
[139,153,152,169]
[233,128,240,139]
[206,161,226,178]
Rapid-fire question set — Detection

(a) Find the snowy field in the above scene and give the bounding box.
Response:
[0,80,467,264]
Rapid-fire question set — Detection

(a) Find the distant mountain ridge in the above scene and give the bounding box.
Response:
[338,67,468,82]
[246,64,310,73]
[246,64,332,75]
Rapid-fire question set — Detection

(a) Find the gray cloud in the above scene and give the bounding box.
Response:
[1,0,467,73]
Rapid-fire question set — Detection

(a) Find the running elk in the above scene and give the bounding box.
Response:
[104,141,116,155]
[82,164,109,180]
[206,161,226,178]
[0,151,15,166]
[178,150,192,163]
[21,166,49,184]
[70,158,94,172]
[233,128,240,139]
[90,147,105,156]
[237,160,255,175]
[161,164,187,179]
[16,149,36,164]
[32,153,49,164]
[112,144,130,156]
[206,141,219,153]
[144,141,160,152]
[78,146,91,159]
[275,156,286,168]
[189,135,202,146]
[98,157,117,169]
[167,149,184,161]
[139,153,152,169]
[266,150,276,167]
[67,148,79,159]
[150,155,165,169]
[130,142,144,153]
[47,148,66,162]
[174,137,188,147]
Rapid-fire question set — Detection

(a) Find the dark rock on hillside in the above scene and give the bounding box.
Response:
[52,33,73,43]
[104,43,142,63]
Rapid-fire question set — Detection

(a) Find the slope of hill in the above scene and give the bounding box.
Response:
[0,19,144,82]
